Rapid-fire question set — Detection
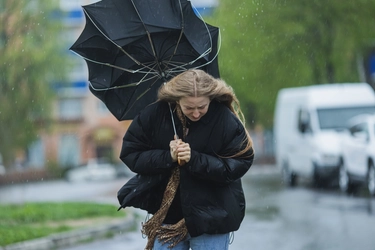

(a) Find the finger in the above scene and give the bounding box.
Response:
[170,139,181,148]
[178,151,190,158]
[177,144,190,151]
[178,154,190,163]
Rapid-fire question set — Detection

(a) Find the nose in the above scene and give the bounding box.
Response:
[192,109,200,118]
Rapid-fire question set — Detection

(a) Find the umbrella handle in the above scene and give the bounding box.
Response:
[178,159,186,166]
[169,102,186,166]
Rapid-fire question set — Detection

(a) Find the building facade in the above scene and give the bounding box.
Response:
[25,0,218,169]
[25,0,129,169]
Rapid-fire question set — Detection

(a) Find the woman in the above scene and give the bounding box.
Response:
[119,69,254,250]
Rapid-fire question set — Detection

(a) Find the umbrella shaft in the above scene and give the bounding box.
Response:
[168,102,178,139]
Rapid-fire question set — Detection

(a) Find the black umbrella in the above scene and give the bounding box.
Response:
[70,0,220,120]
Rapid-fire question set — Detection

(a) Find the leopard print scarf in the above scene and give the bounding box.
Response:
[141,104,188,249]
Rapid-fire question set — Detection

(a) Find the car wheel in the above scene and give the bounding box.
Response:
[338,162,349,193]
[367,162,375,196]
[282,162,297,187]
[313,163,326,188]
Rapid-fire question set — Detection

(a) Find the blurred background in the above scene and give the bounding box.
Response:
[1,0,375,184]
[0,0,373,187]
[1,1,375,249]
[0,0,374,185]
[1,0,374,182]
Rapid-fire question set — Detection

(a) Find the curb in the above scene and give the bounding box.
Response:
[1,212,137,250]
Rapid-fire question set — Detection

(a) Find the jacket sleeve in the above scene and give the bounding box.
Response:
[120,107,176,175]
[185,116,254,184]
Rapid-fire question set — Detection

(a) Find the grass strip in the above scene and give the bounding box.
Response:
[0,202,126,246]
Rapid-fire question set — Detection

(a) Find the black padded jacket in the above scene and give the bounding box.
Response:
[118,100,254,237]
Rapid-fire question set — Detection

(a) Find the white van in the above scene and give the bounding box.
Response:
[340,114,375,194]
[274,83,375,187]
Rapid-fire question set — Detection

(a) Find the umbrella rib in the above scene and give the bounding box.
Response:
[71,50,161,77]
[161,1,222,76]
[82,8,151,69]
[89,73,160,92]
[122,76,161,118]
[84,0,220,82]
[84,6,165,78]
[134,66,161,86]
[162,1,185,71]
[71,52,135,74]
[196,2,222,61]
[90,63,161,91]
[172,0,184,56]
[174,2,221,71]
[131,0,165,77]
[168,30,222,75]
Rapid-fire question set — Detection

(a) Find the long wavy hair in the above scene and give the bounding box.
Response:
[158,69,253,158]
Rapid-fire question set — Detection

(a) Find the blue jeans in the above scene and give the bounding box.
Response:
[153,233,230,250]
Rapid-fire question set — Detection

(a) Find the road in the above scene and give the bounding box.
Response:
[1,165,375,250]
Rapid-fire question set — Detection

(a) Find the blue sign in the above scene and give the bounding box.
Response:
[369,53,375,75]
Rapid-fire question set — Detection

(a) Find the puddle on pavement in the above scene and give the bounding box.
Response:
[243,173,283,221]
[246,205,280,221]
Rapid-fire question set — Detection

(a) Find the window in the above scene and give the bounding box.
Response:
[58,134,80,167]
[28,139,45,168]
[297,109,311,133]
[317,106,375,130]
[59,98,83,120]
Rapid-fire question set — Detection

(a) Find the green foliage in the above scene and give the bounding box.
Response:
[0,0,71,166]
[46,160,65,178]
[207,0,375,127]
[0,202,126,246]
[1,224,71,246]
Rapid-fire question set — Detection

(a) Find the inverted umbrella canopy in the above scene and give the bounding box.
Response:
[70,0,220,120]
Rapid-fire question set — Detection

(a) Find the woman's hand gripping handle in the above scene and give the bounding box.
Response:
[170,135,190,166]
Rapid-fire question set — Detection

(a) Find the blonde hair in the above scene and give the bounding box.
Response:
[158,69,253,157]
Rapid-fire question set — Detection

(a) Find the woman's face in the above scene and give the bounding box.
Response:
[178,96,210,122]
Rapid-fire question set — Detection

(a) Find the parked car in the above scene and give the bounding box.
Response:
[339,114,375,195]
[0,164,5,175]
[65,159,117,182]
[274,83,375,187]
